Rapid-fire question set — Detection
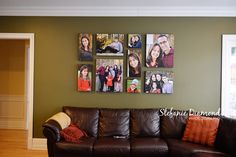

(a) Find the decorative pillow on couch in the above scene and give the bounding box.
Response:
[60,124,88,143]
[182,115,220,146]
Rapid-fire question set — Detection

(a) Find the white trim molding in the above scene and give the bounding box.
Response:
[0,33,35,150]
[0,6,236,17]
[32,138,47,150]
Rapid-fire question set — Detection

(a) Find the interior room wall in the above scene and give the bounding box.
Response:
[0,40,25,95]
[0,17,236,137]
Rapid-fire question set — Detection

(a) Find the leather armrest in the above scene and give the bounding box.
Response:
[42,111,71,142]
[43,119,62,142]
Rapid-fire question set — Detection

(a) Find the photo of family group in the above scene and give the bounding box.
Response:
[96,34,124,56]
[146,34,174,68]
[127,50,142,78]
[128,34,142,48]
[96,59,123,93]
[144,71,174,94]
[127,79,141,93]
[78,34,93,61]
[77,64,92,92]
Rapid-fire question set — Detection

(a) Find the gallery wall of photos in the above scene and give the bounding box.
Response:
[77,33,174,94]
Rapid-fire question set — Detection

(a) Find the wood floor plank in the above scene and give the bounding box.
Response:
[0,129,48,157]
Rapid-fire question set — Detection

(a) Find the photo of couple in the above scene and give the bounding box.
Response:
[128,34,142,48]
[145,71,174,94]
[146,34,174,68]
[96,34,124,56]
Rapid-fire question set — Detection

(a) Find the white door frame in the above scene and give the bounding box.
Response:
[0,33,34,149]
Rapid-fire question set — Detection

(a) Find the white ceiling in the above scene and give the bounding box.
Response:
[0,0,236,16]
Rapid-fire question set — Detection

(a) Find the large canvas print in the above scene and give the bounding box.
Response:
[78,64,92,92]
[144,71,174,94]
[96,59,123,92]
[96,34,124,56]
[78,34,93,61]
[146,34,174,68]
[127,49,142,77]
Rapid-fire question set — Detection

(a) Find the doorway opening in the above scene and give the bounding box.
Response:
[0,33,34,149]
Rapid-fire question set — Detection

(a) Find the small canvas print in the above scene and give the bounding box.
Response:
[78,33,93,61]
[127,49,142,77]
[144,71,174,94]
[96,34,124,56]
[128,34,142,48]
[146,34,174,68]
[78,64,92,92]
[96,59,123,92]
[127,79,141,93]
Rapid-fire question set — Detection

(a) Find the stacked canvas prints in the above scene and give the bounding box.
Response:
[77,33,174,94]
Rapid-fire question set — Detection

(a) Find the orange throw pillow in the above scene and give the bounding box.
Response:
[182,115,220,146]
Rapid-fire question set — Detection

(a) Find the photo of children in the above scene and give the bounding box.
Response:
[144,71,174,94]
[128,34,142,48]
[78,34,93,61]
[96,34,124,56]
[127,50,142,77]
[96,59,123,93]
[127,79,141,93]
[146,34,174,68]
[78,64,92,92]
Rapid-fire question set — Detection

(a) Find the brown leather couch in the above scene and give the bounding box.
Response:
[42,106,236,157]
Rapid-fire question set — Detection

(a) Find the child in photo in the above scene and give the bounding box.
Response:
[78,65,91,92]
[127,79,140,93]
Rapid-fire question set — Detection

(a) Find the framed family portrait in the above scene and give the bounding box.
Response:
[128,34,142,48]
[146,34,174,68]
[127,79,141,93]
[144,70,174,94]
[96,59,123,93]
[96,34,124,56]
[127,49,142,77]
[78,33,93,61]
[78,64,93,92]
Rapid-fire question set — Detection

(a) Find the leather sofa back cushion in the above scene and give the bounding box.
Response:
[63,106,99,137]
[99,109,130,137]
[215,117,236,156]
[160,109,188,139]
[131,109,160,137]
[182,115,220,147]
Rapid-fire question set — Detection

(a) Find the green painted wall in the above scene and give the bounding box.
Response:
[0,17,236,137]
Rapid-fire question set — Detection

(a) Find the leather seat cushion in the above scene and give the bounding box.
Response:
[167,139,226,157]
[55,137,96,157]
[94,137,130,157]
[191,152,232,157]
[131,137,168,157]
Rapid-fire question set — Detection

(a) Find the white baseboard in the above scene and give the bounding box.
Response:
[32,138,47,150]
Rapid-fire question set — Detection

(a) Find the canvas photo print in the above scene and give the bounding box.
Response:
[96,34,124,56]
[78,33,93,61]
[127,49,142,77]
[78,64,93,92]
[146,34,174,68]
[127,79,141,93]
[96,59,123,92]
[144,71,174,94]
[128,34,142,48]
